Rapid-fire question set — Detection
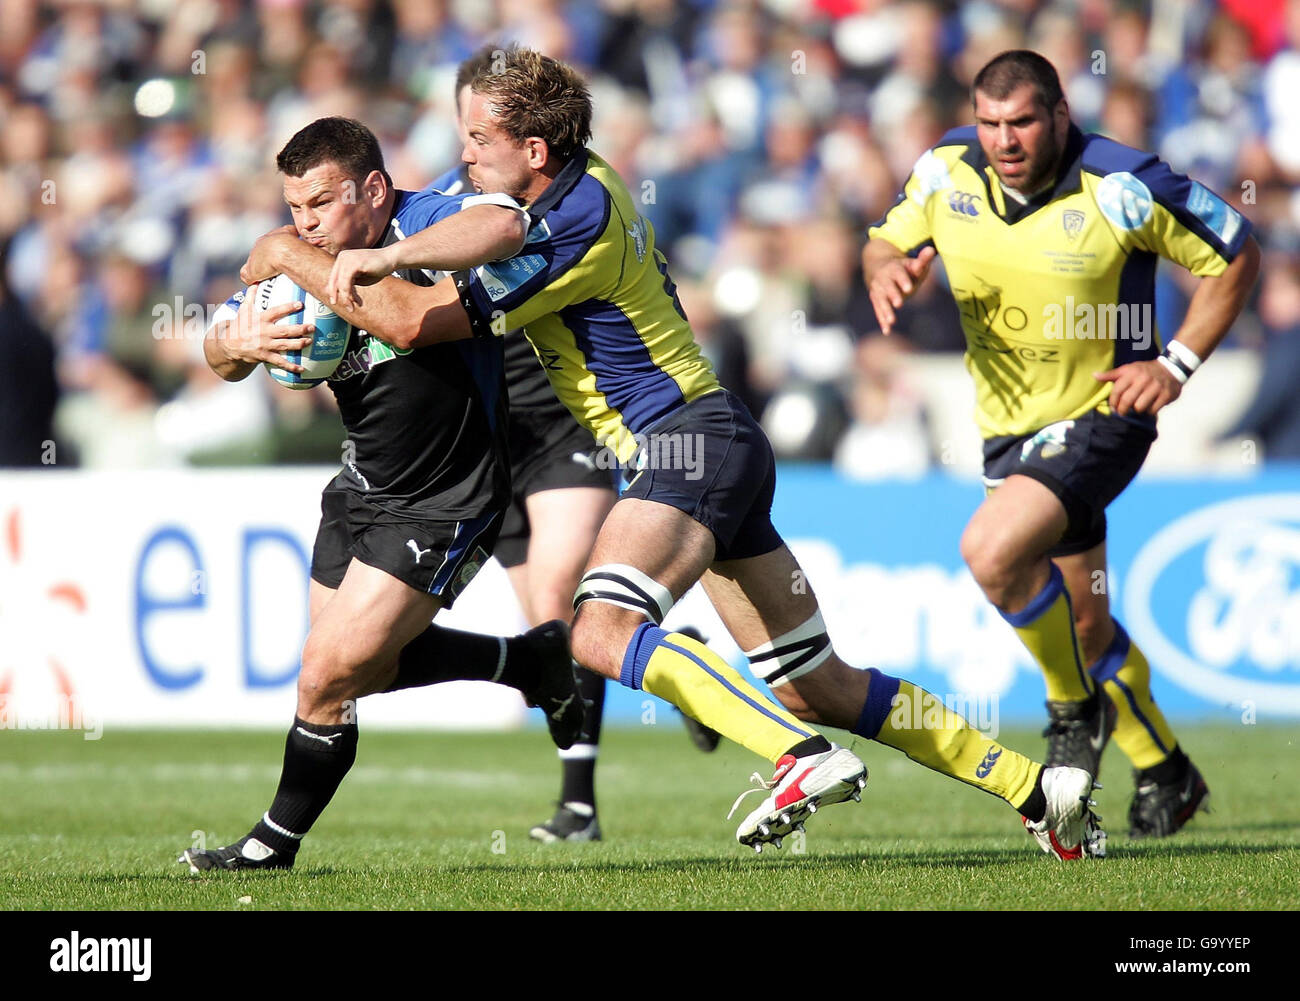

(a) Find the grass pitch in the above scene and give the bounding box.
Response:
[1,724,1296,910]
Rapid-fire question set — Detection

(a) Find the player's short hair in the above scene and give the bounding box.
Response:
[972,50,1065,113]
[455,44,501,98]
[276,116,392,186]
[467,47,592,161]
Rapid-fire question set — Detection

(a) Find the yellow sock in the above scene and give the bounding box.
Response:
[1091,620,1178,770]
[623,625,817,763]
[855,671,1040,807]
[1000,564,1093,702]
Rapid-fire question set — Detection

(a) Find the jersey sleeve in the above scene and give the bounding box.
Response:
[452,179,611,337]
[396,187,526,236]
[866,148,948,255]
[1091,147,1251,276]
[205,287,247,334]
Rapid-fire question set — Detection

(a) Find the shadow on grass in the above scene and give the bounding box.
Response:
[57,837,1299,887]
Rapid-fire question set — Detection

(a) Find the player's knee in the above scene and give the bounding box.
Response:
[962,538,1013,601]
[571,563,676,679]
[298,634,357,709]
[959,520,992,578]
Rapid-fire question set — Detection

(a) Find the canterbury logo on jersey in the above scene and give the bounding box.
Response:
[330,333,413,382]
[975,745,1002,778]
[947,191,982,216]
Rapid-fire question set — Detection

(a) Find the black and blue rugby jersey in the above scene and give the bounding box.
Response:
[215,187,517,517]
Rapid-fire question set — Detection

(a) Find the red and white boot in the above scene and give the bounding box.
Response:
[731,744,868,852]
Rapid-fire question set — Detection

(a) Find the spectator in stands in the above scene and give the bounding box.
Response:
[1221,254,1300,460]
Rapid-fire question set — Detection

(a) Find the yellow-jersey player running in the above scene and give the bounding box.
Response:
[864,49,1260,838]
[243,47,1103,858]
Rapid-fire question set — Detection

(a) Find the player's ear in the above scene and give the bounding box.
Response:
[524,136,549,171]
[1054,98,1070,134]
[362,169,387,208]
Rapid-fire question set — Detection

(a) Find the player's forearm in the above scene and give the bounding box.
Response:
[387,204,527,272]
[861,238,906,284]
[204,322,256,382]
[1169,236,1261,363]
[269,239,432,349]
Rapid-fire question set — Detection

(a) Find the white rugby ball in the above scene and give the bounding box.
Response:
[256,274,351,389]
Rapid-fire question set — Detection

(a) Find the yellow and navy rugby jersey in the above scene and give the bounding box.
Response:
[453,151,720,461]
[868,124,1251,438]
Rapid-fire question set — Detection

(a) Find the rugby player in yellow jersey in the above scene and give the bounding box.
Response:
[864,50,1260,838]
[243,48,1103,858]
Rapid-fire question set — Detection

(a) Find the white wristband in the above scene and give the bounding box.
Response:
[1165,340,1203,373]
[1156,354,1189,385]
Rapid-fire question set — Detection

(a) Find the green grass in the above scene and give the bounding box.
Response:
[1,725,1297,910]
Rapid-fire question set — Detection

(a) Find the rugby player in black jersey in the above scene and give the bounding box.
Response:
[180,118,584,872]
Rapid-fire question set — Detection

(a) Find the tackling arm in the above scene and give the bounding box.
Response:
[240,204,526,350]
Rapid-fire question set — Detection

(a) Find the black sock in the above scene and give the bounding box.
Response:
[1018,768,1048,822]
[386,624,535,692]
[249,717,358,854]
[1137,745,1188,786]
[784,734,833,758]
[559,666,606,806]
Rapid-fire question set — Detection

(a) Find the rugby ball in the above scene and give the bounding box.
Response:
[256,274,351,389]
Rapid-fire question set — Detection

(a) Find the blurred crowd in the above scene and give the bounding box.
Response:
[3,0,1300,473]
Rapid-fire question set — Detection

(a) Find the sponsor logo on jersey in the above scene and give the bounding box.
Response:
[1097,171,1153,230]
[975,745,1002,778]
[947,191,982,216]
[329,333,413,382]
[1185,181,1242,246]
[477,254,547,302]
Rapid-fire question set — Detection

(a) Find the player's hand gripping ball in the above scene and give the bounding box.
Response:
[257,273,351,389]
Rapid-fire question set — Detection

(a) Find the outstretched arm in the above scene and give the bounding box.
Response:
[862,239,938,336]
[1095,235,1261,417]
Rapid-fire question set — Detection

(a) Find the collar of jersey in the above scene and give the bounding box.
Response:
[376,190,409,249]
[960,124,1086,225]
[524,148,591,224]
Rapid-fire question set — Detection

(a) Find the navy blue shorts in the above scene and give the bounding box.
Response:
[982,410,1156,557]
[620,390,783,561]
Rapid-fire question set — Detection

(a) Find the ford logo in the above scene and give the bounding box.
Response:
[1125,494,1300,715]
